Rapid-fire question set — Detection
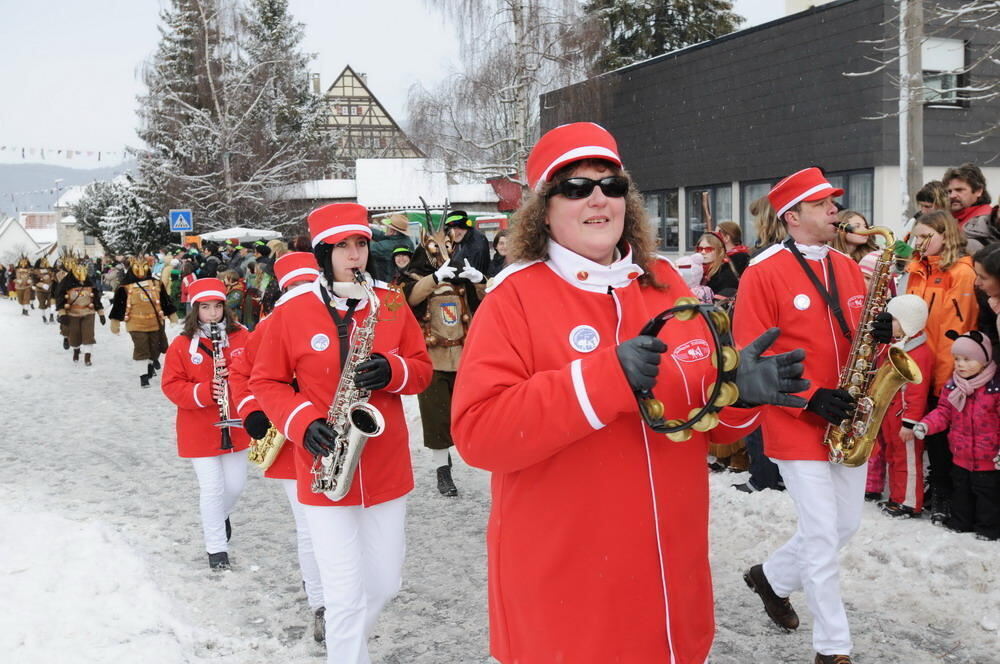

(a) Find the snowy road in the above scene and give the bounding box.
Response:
[1,299,997,663]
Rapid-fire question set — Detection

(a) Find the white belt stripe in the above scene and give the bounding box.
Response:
[387,355,409,393]
[284,401,312,438]
[570,359,604,430]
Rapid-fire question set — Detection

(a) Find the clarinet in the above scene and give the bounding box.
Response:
[210,322,242,449]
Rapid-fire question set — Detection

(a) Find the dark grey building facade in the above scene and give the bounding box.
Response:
[540,0,999,253]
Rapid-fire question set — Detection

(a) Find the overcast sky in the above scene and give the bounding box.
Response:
[0,0,784,170]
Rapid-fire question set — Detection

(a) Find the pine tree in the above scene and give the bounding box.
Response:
[584,0,744,73]
[73,179,174,254]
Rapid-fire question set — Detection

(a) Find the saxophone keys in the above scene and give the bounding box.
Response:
[850,372,864,386]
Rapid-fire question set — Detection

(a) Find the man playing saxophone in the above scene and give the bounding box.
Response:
[734,168,895,664]
[249,204,431,664]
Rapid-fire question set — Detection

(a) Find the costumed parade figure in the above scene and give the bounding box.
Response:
[13,256,34,316]
[32,256,55,323]
[109,256,177,388]
[452,123,807,664]
[250,203,432,664]
[161,278,251,570]
[56,260,106,366]
[397,216,486,496]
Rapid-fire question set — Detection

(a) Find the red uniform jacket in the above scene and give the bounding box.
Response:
[162,326,251,458]
[250,278,432,507]
[229,285,314,480]
[452,242,759,664]
[733,243,866,461]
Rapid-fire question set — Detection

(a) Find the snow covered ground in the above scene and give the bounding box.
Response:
[1,298,997,664]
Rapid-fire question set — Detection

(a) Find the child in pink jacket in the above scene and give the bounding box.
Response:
[915,330,1000,540]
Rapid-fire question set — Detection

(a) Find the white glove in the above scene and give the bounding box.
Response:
[434,264,457,283]
[912,422,928,440]
[458,259,484,284]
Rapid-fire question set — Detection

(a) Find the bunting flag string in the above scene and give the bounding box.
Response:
[0,143,131,162]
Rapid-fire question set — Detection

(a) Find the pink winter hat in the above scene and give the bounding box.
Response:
[946,329,993,364]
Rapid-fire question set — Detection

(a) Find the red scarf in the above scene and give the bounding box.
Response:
[953,203,992,226]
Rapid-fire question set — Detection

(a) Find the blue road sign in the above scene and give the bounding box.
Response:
[169,209,193,232]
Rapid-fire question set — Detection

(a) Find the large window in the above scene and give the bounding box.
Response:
[644,189,679,252]
[686,184,732,250]
[923,38,966,106]
[825,169,874,223]
[740,179,776,248]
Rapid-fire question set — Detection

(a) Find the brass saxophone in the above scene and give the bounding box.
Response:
[825,224,923,467]
[311,269,385,501]
[248,426,286,470]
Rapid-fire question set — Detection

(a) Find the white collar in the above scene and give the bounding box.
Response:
[786,240,830,261]
[313,275,372,311]
[544,240,644,293]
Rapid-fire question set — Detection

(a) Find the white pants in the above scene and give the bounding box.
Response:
[280,479,324,610]
[763,459,867,656]
[190,449,248,554]
[303,496,407,664]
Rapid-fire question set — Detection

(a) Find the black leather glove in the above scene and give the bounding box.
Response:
[870,311,893,344]
[354,353,392,391]
[616,335,668,392]
[99,314,106,326]
[806,388,857,425]
[243,410,271,439]
[734,328,810,408]
[304,419,336,457]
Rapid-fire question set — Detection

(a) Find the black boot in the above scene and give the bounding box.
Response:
[313,607,326,643]
[225,517,232,542]
[84,353,92,367]
[73,348,81,362]
[152,357,161,371]
[22,308,28,316]
[140,374,150,388]
[437,465,458,497]
[63,337,69,350]
[49,313,55,323]
[208,552,230,570]
[147,362,157,378]
[930,494,950,525]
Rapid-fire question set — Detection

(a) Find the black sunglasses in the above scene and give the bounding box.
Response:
[547,176,630,200]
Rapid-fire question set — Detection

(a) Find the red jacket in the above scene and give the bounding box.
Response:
[920,375,1000,471]
[452,243,759,664]
[180,273,197,304]
[733,243,867,461]
[161,326,251,457]
[249,279,432,507]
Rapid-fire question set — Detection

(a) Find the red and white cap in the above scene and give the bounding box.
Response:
[274,251,320,289]
[768,167,844,218]
[308,203,372,248]
[526,122,622,191]
[188,278,226,305]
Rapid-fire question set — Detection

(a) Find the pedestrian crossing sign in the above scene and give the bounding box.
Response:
[169,209,193,232]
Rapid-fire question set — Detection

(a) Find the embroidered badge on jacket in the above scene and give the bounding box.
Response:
[440,302,460,326]
[793,294,811,311]
[311,333,330,351]
[569,325,600,353]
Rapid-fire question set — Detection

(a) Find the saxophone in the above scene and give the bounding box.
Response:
[311,269,386,501]
[248,426,286,470]
[825,224,923,467]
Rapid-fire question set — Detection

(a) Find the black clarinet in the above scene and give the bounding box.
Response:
[210,322,242,449]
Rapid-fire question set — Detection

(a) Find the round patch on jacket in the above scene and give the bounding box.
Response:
[191,354,203,365]
[311,333,331,351]
[793,294,811,310]
[569,325,600,353]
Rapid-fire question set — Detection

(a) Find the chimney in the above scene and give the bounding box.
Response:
[311,73,321,95]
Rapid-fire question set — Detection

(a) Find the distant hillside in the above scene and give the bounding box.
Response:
[0,162,136,218]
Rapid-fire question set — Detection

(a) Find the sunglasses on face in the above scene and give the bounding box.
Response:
[695,246,715,253]
[548,176,630,200]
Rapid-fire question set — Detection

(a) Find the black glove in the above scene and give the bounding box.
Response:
[304,419,336,457]
[806,388,857,425]
[354,353,392,391]
[734,328,810,408]
[243,410,271,439]
[616,335,668,392]
[99,314,106,326]
[870,311,893,344]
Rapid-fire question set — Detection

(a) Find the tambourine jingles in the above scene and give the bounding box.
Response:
[634,297,741,442]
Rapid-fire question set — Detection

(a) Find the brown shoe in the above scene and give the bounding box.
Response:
[815,654,852,664]
[743,564,799,631]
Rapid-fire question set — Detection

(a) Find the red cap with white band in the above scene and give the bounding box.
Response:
[188,278,227,305]
[308,203,372,248]
[274,251,320,289]
[525,122,622,191]
[768,167,845,218]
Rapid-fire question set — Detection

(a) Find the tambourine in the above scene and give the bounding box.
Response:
[635,297,741,442]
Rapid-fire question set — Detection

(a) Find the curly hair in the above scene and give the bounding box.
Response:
[507,159,663,288]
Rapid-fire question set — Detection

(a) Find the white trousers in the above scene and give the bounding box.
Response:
[303,496,407,664]
[280,479,324,610]
[763,459,867,656]
[190,449,248,554]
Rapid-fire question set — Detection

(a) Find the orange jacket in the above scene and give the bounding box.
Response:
[905,255,979,395]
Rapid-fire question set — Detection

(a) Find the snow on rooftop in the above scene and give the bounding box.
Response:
[26,228,57,244]
[448,183,498,204]
[355,158,448,209]
[55,185,88,209]
[273,178,357,201]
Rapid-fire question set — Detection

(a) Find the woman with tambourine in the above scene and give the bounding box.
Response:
[451,122,808,664]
